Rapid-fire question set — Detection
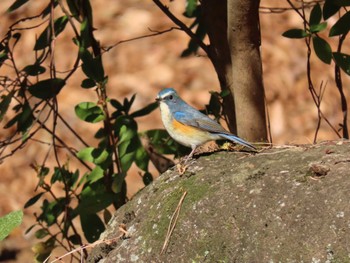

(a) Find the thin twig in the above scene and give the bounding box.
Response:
[260,0,324,14]
[264,93,273,144]
[152,0,208,54]
[103,27,180,52]
[56,0,81,82]
[46,101,89,147]
[286,0,342,141]
[160,191,187,255]
[334,32,349,139]
[39,122,93,171]
[45,227,127,263]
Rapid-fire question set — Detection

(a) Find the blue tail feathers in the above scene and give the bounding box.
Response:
[219,133,256,151]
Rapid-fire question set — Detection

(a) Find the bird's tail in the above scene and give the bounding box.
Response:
[219,133,256,151]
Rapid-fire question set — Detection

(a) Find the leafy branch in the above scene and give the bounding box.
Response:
[283,0,349,141]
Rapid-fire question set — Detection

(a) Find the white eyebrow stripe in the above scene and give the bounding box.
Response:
[159,90,175,99]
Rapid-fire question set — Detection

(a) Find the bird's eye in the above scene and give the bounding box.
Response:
[168,95,173,100]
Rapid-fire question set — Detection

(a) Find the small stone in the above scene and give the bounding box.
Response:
[308,163,330,177]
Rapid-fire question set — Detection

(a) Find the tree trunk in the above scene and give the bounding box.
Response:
[201,0,237,134]
[202,1,267,142]
[227,0,267,141]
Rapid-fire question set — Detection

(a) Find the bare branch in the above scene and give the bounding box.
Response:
[102,27,181,53]
[260,0,324,14]
[334,32,349,139]
[152,0,208,54]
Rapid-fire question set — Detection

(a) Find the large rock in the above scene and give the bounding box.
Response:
[88,142,350,262]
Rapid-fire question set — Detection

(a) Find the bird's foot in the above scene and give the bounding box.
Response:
[176,162,189,176]
[176,158,196,176]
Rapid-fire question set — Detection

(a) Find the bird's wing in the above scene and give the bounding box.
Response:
[173,111,256,150]
[173,111,227,134]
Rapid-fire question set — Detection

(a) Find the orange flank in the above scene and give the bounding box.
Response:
[172,119,200,135]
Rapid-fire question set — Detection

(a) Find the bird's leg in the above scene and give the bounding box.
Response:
[184,145,197,163]
[177,146,196,175]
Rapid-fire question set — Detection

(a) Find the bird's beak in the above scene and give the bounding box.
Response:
[155,96,161,102]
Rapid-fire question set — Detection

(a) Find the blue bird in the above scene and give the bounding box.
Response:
[156,88,256,160]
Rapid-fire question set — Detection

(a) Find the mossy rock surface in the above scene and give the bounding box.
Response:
[88,142,350,263]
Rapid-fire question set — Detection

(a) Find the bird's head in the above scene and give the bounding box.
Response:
[156,88,180,105]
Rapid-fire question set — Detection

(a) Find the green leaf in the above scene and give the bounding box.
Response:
[135,145,149,171]
[75,102,105,123]
[310,22,328,33]
[181,21,206,57]
[282,29,309,39]
[329,11,350,36]
[310,3,322,25]
[66,0,80,20]
[64,170,79,189]
[25,224,37,235]
[76,182,116,214]
[38,199,65,226]
[185,0,198,17]
[69,234,82,245]
[94,127,106,139]
[118,124,137,145]
[24,192,44,208]
[17,102,34,133]
[7,0,30,12]
[207,92,221,118]
[114,115,137,137]
[80,49,105,82]
[4,114,19,129]
[333,52,350,75]
[34,229,49,239]
[81,78,96,89]
[323,0,341,19]
[80,18,92,48]
[28,78,65,99]
[118,131,139,171]
[143,129,178,154]
[32,239,55,261]
[130,102,158,118]
[50,167,63,184]
[123,94,136,114]
[220,89,230,97]
[103,209,112,224]
[41,2,58,18]
[34,16,69,50]
[12,33,21,48]
[111,173,127,194]
[0,52,8,66]
[37,166,50,187]
[50,167,78,187]
[86,166,104,183]
[80,213,105,243]
[0,210,23,241]
[110,99,123,110]
[82,0,93,23]
[119,143,136,171]
[77,147,110,166]
[312,36,332,64]
[22,64,46,76]
[0,90,14,121]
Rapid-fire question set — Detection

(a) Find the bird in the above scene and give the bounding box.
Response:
[156,88,256,161]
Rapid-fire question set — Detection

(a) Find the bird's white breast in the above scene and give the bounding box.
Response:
[159,102,173,129]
